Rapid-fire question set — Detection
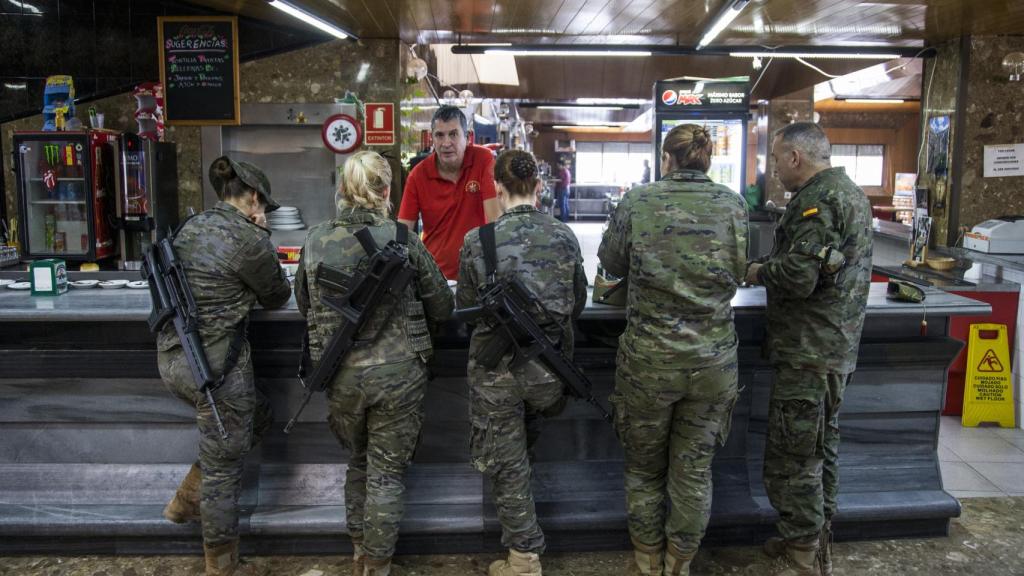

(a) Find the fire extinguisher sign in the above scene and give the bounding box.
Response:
[364,103,395,146]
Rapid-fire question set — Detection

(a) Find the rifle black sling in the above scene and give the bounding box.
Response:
[480,222,498,282]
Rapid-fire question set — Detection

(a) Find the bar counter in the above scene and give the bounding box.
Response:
[0,282,989,555]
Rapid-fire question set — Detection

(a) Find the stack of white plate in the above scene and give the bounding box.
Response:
[268,206,305,231]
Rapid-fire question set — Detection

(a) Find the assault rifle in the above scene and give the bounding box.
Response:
[142,238,230,439]
[283,226,415,434]
[455,276,613,424]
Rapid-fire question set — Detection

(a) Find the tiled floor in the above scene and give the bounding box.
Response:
[939,415,1024,497]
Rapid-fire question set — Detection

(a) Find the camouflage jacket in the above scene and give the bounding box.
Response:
[758,166,873,373]
[157,201,291,353]
[295,207,453,367]
[457,204,587,361]
[598,169,749,369]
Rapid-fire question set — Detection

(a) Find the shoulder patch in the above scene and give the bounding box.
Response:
[802,207,819,218]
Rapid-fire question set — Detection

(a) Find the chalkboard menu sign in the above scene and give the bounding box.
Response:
[158,16,240,125]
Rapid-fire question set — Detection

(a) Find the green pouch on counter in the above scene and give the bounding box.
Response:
[887,279,926,303]
[593,273,626,306]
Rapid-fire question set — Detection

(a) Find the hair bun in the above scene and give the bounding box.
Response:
[510,154,537,180]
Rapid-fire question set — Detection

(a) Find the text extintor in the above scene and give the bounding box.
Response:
[963,323,1016,428]
[364,102,395,146]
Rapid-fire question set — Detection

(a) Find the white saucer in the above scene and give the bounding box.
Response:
[0,279,14,287]
[275,206,299,213]
[271,223,306,231]
[268,215,303,222]
[69,280,100,289]
[127,280,149,289]
[7,282,31,290]
[98,279,130,289]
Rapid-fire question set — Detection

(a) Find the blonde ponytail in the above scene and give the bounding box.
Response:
[336,151,392,216]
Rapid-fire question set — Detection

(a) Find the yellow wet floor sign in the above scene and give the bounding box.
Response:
[963,323,1016,428]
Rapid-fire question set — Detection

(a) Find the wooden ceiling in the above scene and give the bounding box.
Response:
[188,0,1024,45]
[184,0,1024,99]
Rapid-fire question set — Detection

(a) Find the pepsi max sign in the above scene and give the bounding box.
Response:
[654,80,749,112]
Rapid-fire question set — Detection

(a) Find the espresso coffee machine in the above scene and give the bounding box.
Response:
[118,133,178,270]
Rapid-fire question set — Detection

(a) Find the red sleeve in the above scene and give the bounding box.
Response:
[479,150,497,200]
[398,169,421,221]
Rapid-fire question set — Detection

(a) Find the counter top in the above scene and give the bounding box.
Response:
[0,283,991,322]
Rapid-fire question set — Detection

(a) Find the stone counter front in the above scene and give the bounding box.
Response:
[0,284,989,554]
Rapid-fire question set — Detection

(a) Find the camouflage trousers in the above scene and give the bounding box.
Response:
[327,358,428,561]
[469,356,566,555]
[158,340,273,546]
[764,366,850,541]
[610,351,739,556]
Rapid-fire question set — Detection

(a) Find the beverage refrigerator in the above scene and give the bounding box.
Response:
[652,79,750,193]
[12,130,120,262]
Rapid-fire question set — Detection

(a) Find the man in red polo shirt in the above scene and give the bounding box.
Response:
[399,106,501,279]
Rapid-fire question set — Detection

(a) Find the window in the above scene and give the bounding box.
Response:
[575,141,652,185]
[831,144,883,187]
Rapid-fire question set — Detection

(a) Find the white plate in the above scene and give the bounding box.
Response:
[274,206,299,213]
[69,280,100,289]
[98,279,130,289]
[127,280,149,289]
[268,215,303,222]
[6,282,31,290]
[270,223,306,231]
[0,279,14,287]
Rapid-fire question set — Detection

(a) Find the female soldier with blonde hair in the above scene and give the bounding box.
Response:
[294,150,453,576]
[599,124,749,575]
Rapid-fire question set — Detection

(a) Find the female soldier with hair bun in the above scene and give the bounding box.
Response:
[158,156,292,576]
[599,124,749,576]
[294,150,453,576]
[457,150,587,576]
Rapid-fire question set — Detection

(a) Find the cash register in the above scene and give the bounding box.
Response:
[964,217,1024,254]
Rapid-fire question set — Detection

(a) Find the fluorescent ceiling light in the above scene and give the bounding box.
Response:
[731,51,900,59]
[537,105,624,111]
[842,99,907,104]
[697,0,751,50]
[484,49,651,57]
[575,98,648,105]
[268,0,355,40]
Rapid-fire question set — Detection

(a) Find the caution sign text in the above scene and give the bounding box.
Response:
[963,324,1015,428]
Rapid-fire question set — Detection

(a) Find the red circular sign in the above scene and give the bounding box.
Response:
[321,113,363,154]
[661,89,678,105]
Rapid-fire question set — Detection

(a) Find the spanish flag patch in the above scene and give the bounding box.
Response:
[802,207,819,218]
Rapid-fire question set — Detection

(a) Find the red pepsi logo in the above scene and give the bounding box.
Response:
[661,90,677,105]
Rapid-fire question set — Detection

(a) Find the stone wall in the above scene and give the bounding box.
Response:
[2,38,401,224]
[956,35,1024,236]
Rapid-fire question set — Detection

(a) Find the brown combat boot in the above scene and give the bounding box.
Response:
[204,540,266,576]
[629,538,665,575]
[488,549,542,576]
[351,539,366,576]
[768,537,821,576]
[364,556,392,576]
[663,543,694,576]
[163,462,201,523]
[818,519,833,576]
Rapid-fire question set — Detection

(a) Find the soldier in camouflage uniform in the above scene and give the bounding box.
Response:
[158,156,291,576]
[745,122,873,576]
[294,151,453,576]
[598,124,748,576]
[457,150,587,576]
